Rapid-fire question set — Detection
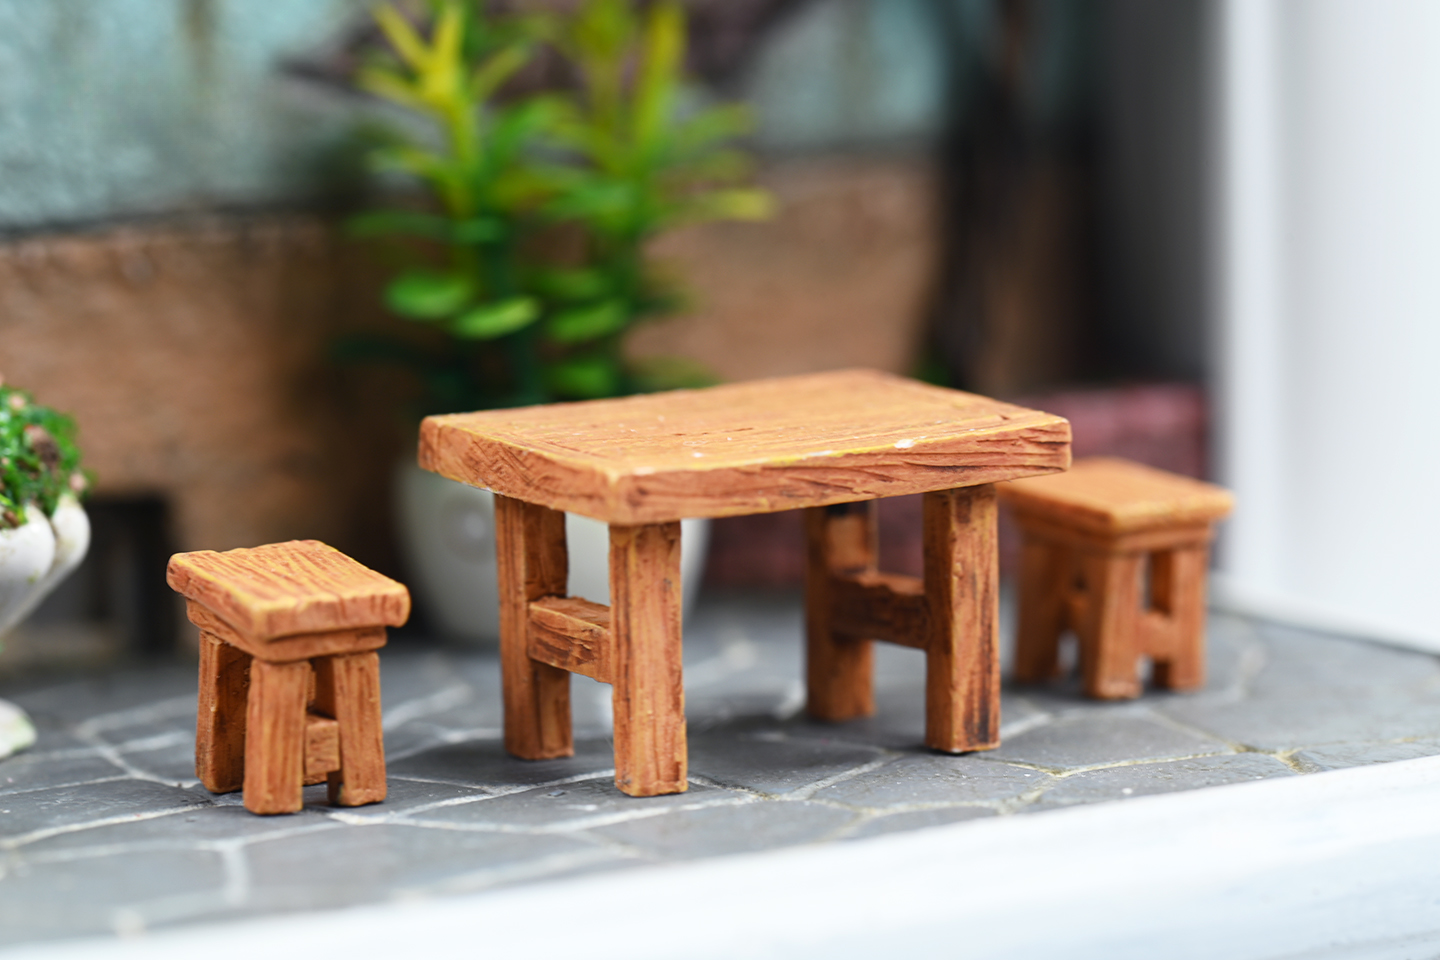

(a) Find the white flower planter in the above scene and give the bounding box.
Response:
[396,462,709,643]
[0,494,91,758]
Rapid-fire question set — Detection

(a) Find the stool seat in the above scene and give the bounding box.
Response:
[167,539,410,641]
[168,540,410,815]
[999,459,1233,700]
[998,457,1234,539]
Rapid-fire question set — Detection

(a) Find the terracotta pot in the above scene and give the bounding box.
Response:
[395,462,710,643]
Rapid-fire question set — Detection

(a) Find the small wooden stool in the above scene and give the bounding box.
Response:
[998,458,1233,699]
[420,370,1071,796]
[166,540,410,814]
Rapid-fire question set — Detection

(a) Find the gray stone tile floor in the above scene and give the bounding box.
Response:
[4,589,1440,946]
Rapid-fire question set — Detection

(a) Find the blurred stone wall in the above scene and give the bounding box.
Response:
[0,216,407,571]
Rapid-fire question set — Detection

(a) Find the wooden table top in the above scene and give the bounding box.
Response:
[998,457,1234,537]
[167,540,411,641]
[419,369,1071,524]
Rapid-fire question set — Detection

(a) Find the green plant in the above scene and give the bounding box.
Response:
[350,0,770,414]
[0,382,88,530]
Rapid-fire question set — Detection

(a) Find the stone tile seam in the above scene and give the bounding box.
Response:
[389,793,761,835]
[381,684,474,730]
[826,805,995,840]
[1142,704,1249,752]
[394,845,627,900]
[560,828,670,863]
[10,819,350,866]
[0,772,136,800]
[69,695,197,737]
[323,769,626,824]
[0,803,204,851]
[968,747,1246,779]
[382,728,506,762]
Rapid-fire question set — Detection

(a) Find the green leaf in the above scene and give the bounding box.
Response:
[471,42,532,101]
[543,180,634,221]
[673,104,754,153]
[373,4,431,71]
[451,217,506,243]
[451,298,541,339]
[634,2,684,150]
[534,268,611,301]
[547,300,629,344]
[357,64,426,112]
[547,355,621,398]
[386,270,475,319]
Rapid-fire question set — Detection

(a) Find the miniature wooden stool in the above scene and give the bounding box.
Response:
[166,540,410,814]
[998,458,1233,699]
[420,370,1070,796]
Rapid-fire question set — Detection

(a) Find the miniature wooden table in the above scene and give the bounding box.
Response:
[420,369,1070,796]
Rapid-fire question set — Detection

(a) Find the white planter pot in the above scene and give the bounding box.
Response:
[396,462,710,643]
[0,494,91,758]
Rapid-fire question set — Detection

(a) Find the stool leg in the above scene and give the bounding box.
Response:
[805,501,877,722]
[314,651,387,806]
[1012,536,1071,684]
[196,631,249,794]
[495,495,573,760]
[923,485,1000,753]
[610,521,686,797]
[1150,545,1208,691]
[1077,551,1145,699]
[244,659,308,814]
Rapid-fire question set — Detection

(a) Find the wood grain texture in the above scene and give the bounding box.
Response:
[806,501,878,722]
[495,495,573,760]
[1007,512,1215,554]
[185,601,387,663]
[168,540,410,641]
[420,369,1071,524]
[828,571,928,649]
[923,485,1000,753]
[998,457,1233,537]
[610,521,686,797]
[304,712,340,785]
[1012,539,1070,685]
[1006,458,1227,700]
[1077,552,1145,700]
[1148,546,1208,691]
[528,596,614,684]
[314,651,387,806]
[244,659,308,815]
[196,631,249,794]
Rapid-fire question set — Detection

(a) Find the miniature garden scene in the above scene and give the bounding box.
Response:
[2,2,1439,958]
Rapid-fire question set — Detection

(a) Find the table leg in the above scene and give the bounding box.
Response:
[314,651,387,806]
[1078,551,1144,699]
[1150,546,1208,691]
[495,495,573,760]
[244,659,308,814]
[610,521,686,797]
[805,501,877,721]
[196,631,249,794]
[1013,536,1072,684]
[923,485,1000,753]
